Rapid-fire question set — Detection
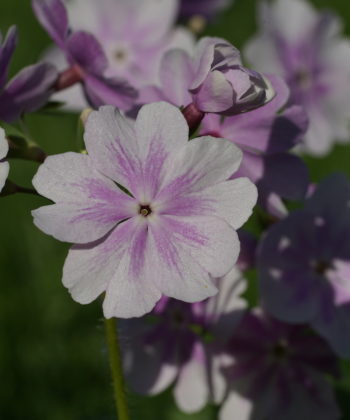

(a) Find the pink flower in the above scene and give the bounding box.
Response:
[0,128,9,192]
[32,102,257,318]
[245,0,350,155]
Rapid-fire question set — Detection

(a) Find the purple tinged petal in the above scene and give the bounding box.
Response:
[158,136,243,197]
[32,152,135,243]
[159,49,195,107]
[32,0,69,49]
[0,62,58,122]
[84,73,138,111]
[193,70,234,113]
[261,154,309,200]
[65,31,108,75]
[0,26,17,88]
[84,106,141,194]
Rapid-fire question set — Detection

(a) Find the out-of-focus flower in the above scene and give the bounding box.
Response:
[32,0,137,110]
[258,173,350,358]
[0,26,57,122]
[67,0,193,85]
[179,0,234,20]
[200,75,309,215]
[32,102,257,318]
[245,0,350,156]
[220,310,340,420]
[0,128,9,192]
[141,37,274,117]
[121,266,247,413]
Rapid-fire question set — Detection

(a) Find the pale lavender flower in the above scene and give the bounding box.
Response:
[245,0,350,156]
[220,310,340,420]
[200,75,309,214]
[141,37,274,116]
[32,102,257,318]
[258,173,350,358]
[0,26,57,122]
[179,0,234,19]
[32,0,137,110]
[121,266,247,412]
[0,128,9,192]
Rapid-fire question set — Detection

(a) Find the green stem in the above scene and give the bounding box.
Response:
[104,317,130,420]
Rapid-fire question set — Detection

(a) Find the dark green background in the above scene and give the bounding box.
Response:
[1,0,350,419]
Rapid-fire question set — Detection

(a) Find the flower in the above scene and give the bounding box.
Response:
[179,0,234,20]
[245,0,350,156]
[220,310,340,420]
[258,173,350,358]
[0,128,9,192]
[120,266,247,412]
[141,37,273,116]
[67,0,193,85]
[32,0,137,110]
[0,26,58,123]
[200,75,309,216]
[32,102,257,318]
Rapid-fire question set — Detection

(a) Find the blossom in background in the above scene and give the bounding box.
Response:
[32,0,137,110]
[200,75,309,217]
[258,173,350,358]
[41,0,194,109]
[179,0,234,19]
[121,266,247,413]
[0,128,9,192]
[0,26,57,123]
[141,37,274,116]
[245,0,350,156]
[32,102,257,318]
[220,310,340,420]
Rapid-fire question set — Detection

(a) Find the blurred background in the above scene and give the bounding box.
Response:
[1,0,350,419]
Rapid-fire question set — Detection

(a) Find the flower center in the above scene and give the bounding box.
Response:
[139,204,152,217]
[272,339,289,360]
[311,259,333,276]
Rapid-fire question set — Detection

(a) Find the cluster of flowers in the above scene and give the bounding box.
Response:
[1,0,350,418]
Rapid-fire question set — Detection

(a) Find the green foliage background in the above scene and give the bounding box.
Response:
[1,0,350,419]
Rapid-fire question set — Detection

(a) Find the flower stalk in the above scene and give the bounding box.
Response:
[104,317,130,420]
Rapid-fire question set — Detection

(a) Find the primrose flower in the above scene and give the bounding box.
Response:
[245,0,350,155]
[0,26,57,123]
[0,128,9,192]
[220,310,340,420]
[66,0,193,85]
[200,75,309,215]
[121,266,247,412]
[32,0,137,110]
[258,173,350,358]
[179,0,234,20]
[32,102,257,318]
[141,37,273,116]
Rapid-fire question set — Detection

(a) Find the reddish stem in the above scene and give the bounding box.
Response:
[182,103,205,136]
[54,65,84,91]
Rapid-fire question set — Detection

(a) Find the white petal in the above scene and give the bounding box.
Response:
[174,343,209,413]
[219,391,253,420]
[159,136,243,195]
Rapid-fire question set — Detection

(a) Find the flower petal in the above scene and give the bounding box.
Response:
[159,49,194,107]
[65,31,108,74]
[158,136,243,197]
[32,152,135,243]
[174,342,209,413]
[148,215,239,302]
[0,26,17,88]
[32,0,69,49]
[84,106,141,194]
